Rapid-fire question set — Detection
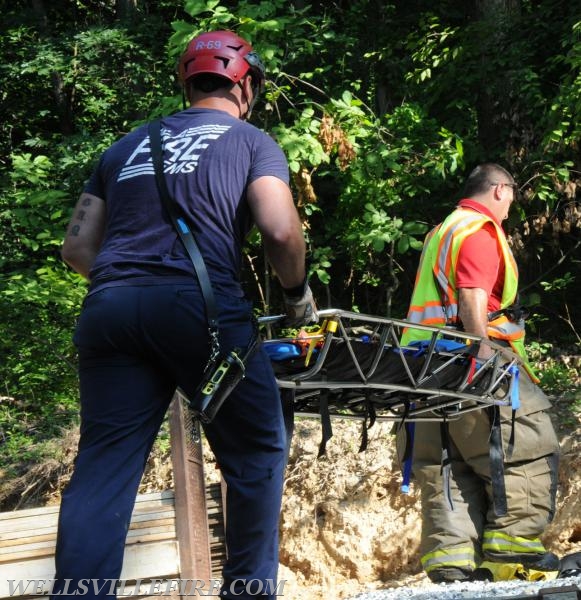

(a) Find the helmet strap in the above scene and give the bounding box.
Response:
[238,77,259,121]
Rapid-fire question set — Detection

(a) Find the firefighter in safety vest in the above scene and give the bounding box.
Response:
[400,163,560,583]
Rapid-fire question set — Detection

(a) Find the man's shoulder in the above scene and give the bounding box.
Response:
[444,206,499,231]
[233,119,279,142]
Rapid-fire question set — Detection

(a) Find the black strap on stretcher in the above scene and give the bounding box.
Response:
[317,387,333,458]
[439,421,454,511]
[358,391,376,453]
[436,407,507,516]
[488,405,508,516]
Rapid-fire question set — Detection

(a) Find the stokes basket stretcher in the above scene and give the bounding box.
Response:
[260,308,522,423]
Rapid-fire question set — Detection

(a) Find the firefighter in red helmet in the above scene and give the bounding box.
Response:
[178,30,266,119]
[54,30,316,600]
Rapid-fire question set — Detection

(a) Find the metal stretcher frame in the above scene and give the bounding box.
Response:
[259,308,522,422]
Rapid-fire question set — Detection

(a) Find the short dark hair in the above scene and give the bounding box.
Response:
[462,163,515,197]
[186,73,234,95]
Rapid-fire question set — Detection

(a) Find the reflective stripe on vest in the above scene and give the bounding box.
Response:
[420,545,477,573]
[402,208,520,350]
[482,531,546,555]
[434,212,492,318]
[488,314,525,341]
[487,314,539,380]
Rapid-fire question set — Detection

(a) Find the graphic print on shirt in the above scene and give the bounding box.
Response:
[117,124,232,182]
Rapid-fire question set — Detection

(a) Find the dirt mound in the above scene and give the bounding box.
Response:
[2,394,581,600]
[276,400,581,599]
[277,419,422,599]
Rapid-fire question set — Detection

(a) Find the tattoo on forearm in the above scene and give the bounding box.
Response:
[67,195,99,238]
[68,209,86,237]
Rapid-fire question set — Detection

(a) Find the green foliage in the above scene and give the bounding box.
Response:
[527,341,581,396]
[0,1,180,478]
[0,0,580,483]
[272,107,329,174]
[170,0,316,73]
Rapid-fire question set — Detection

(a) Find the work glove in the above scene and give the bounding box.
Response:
[282,280,318,328]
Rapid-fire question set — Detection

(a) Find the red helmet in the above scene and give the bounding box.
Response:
[178,30,265,89]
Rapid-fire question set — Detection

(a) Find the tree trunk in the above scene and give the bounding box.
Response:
[470,0,521,155]
[30,1,75,134]
[116,0,140,23]
[31,0,48,32]
[51,71,75,135]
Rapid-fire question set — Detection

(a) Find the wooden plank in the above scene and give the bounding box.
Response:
[0,510,176,547]
[0,525,177,555]
[0,528,55,546]
[0,491,173,526]
[0,507,176,560]
[0,540,180,598]
[121,540,180,581]
[0,514,57,535]
[0,493,175,537]
[169,393,212,581]
[0,526,177,563]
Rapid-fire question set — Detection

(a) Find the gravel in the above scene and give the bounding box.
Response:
[346,574,581,599]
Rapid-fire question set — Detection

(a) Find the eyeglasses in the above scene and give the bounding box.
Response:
[490,181,520,202]
[490,181,518,191]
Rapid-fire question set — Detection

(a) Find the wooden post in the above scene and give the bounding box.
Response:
[169,391,212,582]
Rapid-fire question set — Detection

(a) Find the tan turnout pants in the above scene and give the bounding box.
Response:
[405,373,560,572]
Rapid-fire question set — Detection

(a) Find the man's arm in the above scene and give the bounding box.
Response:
[247,175,317,325]
[247,176,306,289]
[458,287,494,359]
[61,192,106,280]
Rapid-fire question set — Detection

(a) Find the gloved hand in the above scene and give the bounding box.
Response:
[282,280,318,327]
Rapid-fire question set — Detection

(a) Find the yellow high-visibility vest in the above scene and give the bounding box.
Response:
[401,208,529,362]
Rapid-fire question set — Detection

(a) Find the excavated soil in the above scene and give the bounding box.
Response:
[1,390,580,600]
[277,398,581,599]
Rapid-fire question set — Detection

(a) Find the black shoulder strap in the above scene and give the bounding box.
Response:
[148,119,220,334]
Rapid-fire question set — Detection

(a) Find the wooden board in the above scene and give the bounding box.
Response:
[0,491,180,598]
[0,396,228,599]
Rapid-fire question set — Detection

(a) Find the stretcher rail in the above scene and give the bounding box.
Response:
[259,309,522,422]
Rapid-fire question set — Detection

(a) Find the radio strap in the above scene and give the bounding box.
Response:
[148,119,220,355]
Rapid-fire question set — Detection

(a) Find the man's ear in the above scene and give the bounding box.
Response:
[242,74,254,98]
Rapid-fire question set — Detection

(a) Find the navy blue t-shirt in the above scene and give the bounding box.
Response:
[85,108,289,297]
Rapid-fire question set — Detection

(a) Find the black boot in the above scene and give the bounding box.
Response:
[427,567,474,583]
[484,551,560,571]
[520,551,561,571]
[558,551,581,578]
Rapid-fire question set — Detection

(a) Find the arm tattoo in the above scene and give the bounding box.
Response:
[70,224,81,237]
[81,196,92,207]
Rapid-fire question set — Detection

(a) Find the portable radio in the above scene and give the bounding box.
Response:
[188,336,257,424]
